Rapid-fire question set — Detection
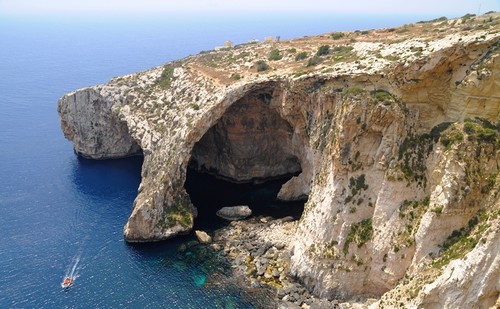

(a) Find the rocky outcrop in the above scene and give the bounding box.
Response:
[57,87,141,159]
[58,13,500,307]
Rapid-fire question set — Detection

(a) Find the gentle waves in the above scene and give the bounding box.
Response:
[0,14,421,308]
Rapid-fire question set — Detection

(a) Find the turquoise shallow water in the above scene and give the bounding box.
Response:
[0,13,426,308]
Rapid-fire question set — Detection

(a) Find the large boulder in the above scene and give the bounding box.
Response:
[216,205,252,221]
[195,230,212,244]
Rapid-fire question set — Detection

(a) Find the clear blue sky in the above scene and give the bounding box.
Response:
[0,0,498,18]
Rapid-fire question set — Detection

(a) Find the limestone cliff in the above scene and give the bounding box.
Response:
[58,14,500,307]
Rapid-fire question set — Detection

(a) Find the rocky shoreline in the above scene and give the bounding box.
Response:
[202,216,375,309]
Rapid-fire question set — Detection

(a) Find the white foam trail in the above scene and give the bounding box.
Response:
[69,255,80,278]
[63,253,82,285]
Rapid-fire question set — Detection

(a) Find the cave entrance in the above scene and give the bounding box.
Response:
[185,87,306,230]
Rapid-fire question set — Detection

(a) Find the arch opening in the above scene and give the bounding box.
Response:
[185,86,307,230]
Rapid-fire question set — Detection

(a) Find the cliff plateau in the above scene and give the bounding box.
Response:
[58,14,500,307]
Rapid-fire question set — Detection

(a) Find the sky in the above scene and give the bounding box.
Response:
[0,0,498,18]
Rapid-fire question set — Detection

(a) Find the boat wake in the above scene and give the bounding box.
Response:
[61,254,81,289]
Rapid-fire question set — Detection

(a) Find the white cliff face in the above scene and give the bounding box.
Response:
[58,14,500,306]
[58,86,141,159]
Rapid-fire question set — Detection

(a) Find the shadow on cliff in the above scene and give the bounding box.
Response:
[70,155,143,200]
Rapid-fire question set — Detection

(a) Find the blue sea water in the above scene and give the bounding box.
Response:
[0,13,430,308]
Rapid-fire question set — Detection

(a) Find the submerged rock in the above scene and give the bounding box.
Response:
[216,205,252,221]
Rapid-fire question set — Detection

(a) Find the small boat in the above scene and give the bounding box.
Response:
[61,277,73,289]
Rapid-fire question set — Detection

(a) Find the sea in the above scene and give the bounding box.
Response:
[0,13,431,308]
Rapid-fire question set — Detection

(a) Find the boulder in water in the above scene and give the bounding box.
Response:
[216,205,252,221]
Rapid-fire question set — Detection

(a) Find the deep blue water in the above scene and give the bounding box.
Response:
[0,13,430,308]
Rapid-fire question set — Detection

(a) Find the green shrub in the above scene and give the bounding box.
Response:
[332,45,353,53]
[432,210,486,269]
[307,55,321,67]
[478,128,496,143]
[417,16,447,23]
[268,49,283,61]
[464,121,476,134]
[461,13,476,20]
[156,66,175,89]
[316,45,330,56]
[331,32,345,40]
[440,130,464,150]
[343,86,364,97]
[463,118,499,144]
[432,205,443,215]
[343,218,373,254]
[230,73,241,80]
[481,173,497,193]
[373,90,394,103]
[255,60,270,72]
[295,51,308,61]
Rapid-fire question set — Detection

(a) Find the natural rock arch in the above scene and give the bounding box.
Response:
[185,82,313,225]
[189,85,302,183]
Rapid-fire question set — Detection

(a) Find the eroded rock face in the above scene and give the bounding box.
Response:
[190,88,301,183]
[58,14,500,308]
[58,87,141,159]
